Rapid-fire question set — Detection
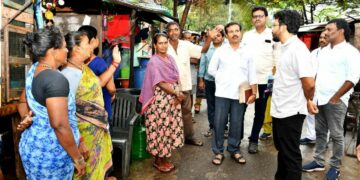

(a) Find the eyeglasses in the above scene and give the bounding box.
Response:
[272,24,280,28]
[252,15,265,19]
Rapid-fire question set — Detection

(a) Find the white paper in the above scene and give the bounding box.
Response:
[82,15,91,25]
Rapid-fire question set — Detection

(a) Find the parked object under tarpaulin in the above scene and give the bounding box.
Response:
[106,15,131,48]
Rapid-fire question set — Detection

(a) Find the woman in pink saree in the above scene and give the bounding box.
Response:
[139,33,185,173]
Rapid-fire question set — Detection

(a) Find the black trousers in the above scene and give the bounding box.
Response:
[273,114,305,180]
[249,84,269,143]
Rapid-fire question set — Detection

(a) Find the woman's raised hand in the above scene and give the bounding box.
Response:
[112,45,122,64]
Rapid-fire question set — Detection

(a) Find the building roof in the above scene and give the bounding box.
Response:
[299,15,360,32]
[103,0,175,22]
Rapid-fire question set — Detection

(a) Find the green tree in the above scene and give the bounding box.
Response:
[162,0,360,31]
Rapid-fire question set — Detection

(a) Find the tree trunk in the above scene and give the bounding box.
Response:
[310,3,316,24]
[180,0,192,30]
[354,23,360,51]
[173,0,178,18]
[302,3,308,24]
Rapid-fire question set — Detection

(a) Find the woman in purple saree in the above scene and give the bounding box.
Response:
[139,33,185,173]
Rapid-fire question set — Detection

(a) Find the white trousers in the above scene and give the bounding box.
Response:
[303,114,316,140]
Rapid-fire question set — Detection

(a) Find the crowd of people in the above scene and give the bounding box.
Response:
[139,6,360,180]
[17,26,119,179]
[13,5,360,180]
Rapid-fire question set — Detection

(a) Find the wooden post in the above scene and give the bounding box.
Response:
[354,23,360,51]
[129,9,136,88]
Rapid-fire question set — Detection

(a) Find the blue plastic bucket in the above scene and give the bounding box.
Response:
[139,58,150,68]
[134,67,146,88]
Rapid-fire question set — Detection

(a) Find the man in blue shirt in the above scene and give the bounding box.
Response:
[198,30,225,137]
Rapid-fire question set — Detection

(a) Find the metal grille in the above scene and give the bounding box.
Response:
[11,0,25,5]
[10,20,26,28]
[9,64,25,89]
[9,32,26,58]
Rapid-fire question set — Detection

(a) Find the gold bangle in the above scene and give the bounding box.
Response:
[73,156,85,166]
[21,114,29,121]
[111,61,119,68]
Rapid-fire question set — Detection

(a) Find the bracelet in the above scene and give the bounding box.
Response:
[73,155,85,166]
[111,61,119,68]
[21,114,30,121]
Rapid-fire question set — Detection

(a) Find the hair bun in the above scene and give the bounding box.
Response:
[23,32,35,46]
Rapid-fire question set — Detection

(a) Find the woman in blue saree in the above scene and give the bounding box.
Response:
[17,26,85,179]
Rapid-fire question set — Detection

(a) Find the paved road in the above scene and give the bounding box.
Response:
[117,100,359,180]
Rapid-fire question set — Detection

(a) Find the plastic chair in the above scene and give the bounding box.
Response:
[344,92,360,156]
[111,91,140,177]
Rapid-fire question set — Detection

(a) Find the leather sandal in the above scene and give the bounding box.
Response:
[231,153,246,164]
[212,154,224,165]
[153,162,174,173]
[194,105,200,114]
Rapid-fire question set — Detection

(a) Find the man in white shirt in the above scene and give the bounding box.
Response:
[166,22,216,146]
[182,31,201,115]
[208,22,257,165]
[241,6,277,154]
[302,19,360,180]
[270,10,316,180]
[300,31,328,145]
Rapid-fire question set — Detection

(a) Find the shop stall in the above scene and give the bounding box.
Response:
[0,0,176,179]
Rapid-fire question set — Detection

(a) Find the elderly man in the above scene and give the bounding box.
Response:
[271,10,316,180]
[241,6,278,154]
[208,22,257,165]
[182,31,193,42]
[302,19,360,180]
[166,22,216,146]
[300,31,329,145]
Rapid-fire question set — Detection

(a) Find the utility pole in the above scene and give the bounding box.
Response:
[228,0,232,23]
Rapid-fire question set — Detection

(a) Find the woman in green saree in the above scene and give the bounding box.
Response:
[62,31,120,180]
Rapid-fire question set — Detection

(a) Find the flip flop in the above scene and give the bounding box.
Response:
[185,139,203,146]
[194,105,200,114]
[231,153,246,164]
[212,154,224,165]
[162,161,175,170]
[153,163,174,173]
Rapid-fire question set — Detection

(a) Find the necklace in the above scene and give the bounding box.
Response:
[67,60,83,71]
[38,62,53,69]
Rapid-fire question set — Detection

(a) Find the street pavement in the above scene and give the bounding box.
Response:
[116,100,360,180]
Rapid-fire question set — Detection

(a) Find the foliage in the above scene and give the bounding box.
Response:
[162,0,255,31]
[161,0,360,32]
